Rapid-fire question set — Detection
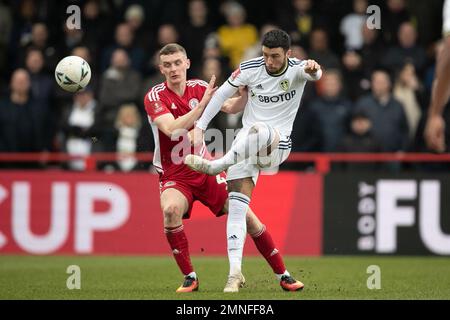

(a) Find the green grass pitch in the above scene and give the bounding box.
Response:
[1,255,449,299]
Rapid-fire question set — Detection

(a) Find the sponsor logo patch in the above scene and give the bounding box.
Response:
[231,67,241,80]
[153,102,163,113]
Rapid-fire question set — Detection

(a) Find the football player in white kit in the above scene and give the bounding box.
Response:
[185,29,322,292]
[424,0,450,152]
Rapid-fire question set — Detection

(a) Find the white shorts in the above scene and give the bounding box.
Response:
[226,126,292,185]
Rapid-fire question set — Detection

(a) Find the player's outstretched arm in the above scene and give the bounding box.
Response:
[221,86,248,114]
[301,59,323,81]
[191,81,239,147]
[424,36,450,152]
[153,76,218,138]
[196,81,238,130]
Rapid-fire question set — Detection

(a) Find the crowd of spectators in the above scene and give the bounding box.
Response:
[0,0,447,171]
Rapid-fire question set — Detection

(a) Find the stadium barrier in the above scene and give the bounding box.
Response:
[2,151,450,172]
[324,173,450,255]
[0,170,321,256]
[0,152,449,256]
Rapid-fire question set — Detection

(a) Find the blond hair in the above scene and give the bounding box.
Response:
[159,43,187,57]
[115,103,142,129]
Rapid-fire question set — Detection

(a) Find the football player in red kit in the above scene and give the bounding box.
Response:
[144,43,303,293]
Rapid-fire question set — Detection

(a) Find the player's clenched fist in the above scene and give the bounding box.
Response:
[304,59,321,75]
[424,114,446,153]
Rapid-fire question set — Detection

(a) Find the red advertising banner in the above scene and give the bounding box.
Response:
[0,171,322,255]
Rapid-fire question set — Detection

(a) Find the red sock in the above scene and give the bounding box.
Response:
[165,225,194,276]
[251,225,286,275]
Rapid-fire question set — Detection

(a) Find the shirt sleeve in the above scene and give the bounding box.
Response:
[227,63,251,87]
[196,81,238,130]
[144,89,170,122]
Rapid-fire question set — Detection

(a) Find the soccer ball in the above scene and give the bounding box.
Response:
[55,56,91,93]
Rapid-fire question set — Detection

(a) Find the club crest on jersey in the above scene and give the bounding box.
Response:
[279,79,290,92]
[189,98,199,109]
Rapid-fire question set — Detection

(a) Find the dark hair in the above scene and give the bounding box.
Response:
[371,68,394,84]
[351,109,370,120]
[159,43,187,57]
[261,29,291,51]
[25,46,44,58]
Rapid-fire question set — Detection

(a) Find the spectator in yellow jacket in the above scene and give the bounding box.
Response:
[217,1,258,69]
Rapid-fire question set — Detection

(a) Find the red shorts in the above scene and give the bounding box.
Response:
[159,172,228,219]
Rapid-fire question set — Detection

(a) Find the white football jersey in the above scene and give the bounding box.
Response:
[227,56,320,137]
[444,0,450,36]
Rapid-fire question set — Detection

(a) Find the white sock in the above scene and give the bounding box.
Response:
[187,271,197,279]
[212,122,273,172]
[227,192,250,276]
[275,270,290,281]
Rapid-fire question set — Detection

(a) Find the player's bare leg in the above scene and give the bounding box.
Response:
[160,189,198,292]
[185,122,280,175]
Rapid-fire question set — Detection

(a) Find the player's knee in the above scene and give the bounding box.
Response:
[249,122,271,145]
[163,204,184,222]
[249,122,268,135]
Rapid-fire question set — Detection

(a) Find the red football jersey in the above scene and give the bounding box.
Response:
[144,79,211,180]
